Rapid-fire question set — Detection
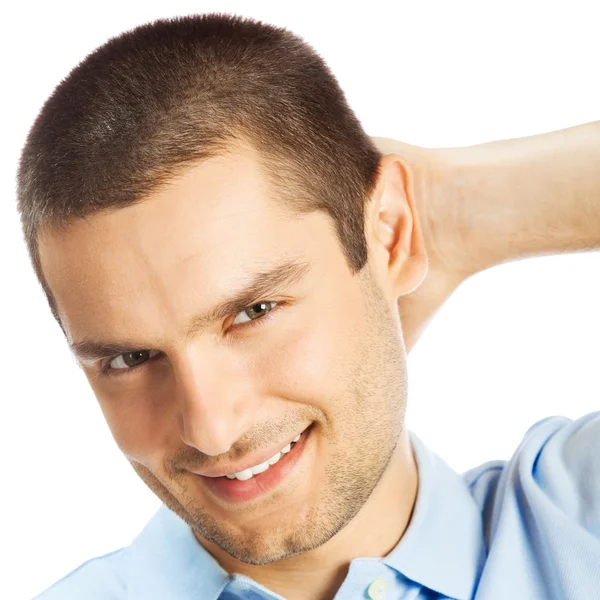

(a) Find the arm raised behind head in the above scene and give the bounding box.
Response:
[372,121,600,353]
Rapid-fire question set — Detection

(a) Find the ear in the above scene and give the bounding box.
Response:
[365,154,428,298]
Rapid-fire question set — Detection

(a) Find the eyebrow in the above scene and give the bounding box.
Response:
[70,257,312,363]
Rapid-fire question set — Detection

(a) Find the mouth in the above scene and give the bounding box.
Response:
[199,424,314,504]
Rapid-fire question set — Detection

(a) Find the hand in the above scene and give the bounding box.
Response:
[370,136,473,353]
[373,122,600,353]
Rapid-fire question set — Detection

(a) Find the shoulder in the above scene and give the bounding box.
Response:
[518,410,600,535]
[464,411,600,541]
[33,547,130,600]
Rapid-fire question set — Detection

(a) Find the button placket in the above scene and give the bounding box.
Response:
[367,577,390,600]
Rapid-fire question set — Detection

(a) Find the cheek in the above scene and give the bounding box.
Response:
[248,304,362,411]
[89,374,174,464]
[88,301,364,461]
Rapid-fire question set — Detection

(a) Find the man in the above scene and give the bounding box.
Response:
[18,13,599,600]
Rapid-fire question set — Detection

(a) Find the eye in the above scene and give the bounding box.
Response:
[101,302,281,377]
[231,301,278,328]
[108,349,160,370]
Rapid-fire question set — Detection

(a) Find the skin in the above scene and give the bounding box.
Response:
[376,121,600,351]
[39,141,427,600]
[37,120,600,600]
[372,137,473,352]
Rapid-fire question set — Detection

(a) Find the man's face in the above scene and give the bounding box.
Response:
[39,144,409,565]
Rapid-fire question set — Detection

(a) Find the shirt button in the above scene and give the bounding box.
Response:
[367,578,390,600]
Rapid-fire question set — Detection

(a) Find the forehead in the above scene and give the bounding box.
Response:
[38,147,330,341]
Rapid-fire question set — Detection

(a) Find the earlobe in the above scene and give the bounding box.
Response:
[368,154,428,298]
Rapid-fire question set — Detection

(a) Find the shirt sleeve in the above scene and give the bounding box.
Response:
[471,411,600,599]
[525,411,600,540]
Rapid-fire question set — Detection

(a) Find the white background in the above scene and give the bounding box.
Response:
[1,1,599,598]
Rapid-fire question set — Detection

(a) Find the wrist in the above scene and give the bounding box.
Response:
[414,145,492,280]
[430,143,517,276]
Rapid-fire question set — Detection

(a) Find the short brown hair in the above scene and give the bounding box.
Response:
[17,13,383,325]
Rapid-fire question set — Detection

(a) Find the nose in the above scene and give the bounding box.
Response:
[173,344,258,456]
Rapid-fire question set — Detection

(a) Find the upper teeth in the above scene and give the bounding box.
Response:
[225,432,302,480]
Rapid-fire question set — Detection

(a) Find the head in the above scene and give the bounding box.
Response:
[17,14,427,565]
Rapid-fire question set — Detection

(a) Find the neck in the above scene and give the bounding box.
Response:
[197,431,418,600]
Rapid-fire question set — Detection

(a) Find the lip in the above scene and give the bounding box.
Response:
[192,424,312,478]
[199,424,313,504]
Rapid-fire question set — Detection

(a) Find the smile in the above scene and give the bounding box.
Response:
[199,424,314,504]
[223,432,302,480]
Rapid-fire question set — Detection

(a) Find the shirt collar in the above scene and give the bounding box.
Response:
[127,430,486,600]
[382,430,487,599]
[127,502,230,600]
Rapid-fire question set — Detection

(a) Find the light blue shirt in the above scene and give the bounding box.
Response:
[34,412,600,599]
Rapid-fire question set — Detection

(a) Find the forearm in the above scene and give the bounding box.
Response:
[435,121,600,275]
[374,122,600,353]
